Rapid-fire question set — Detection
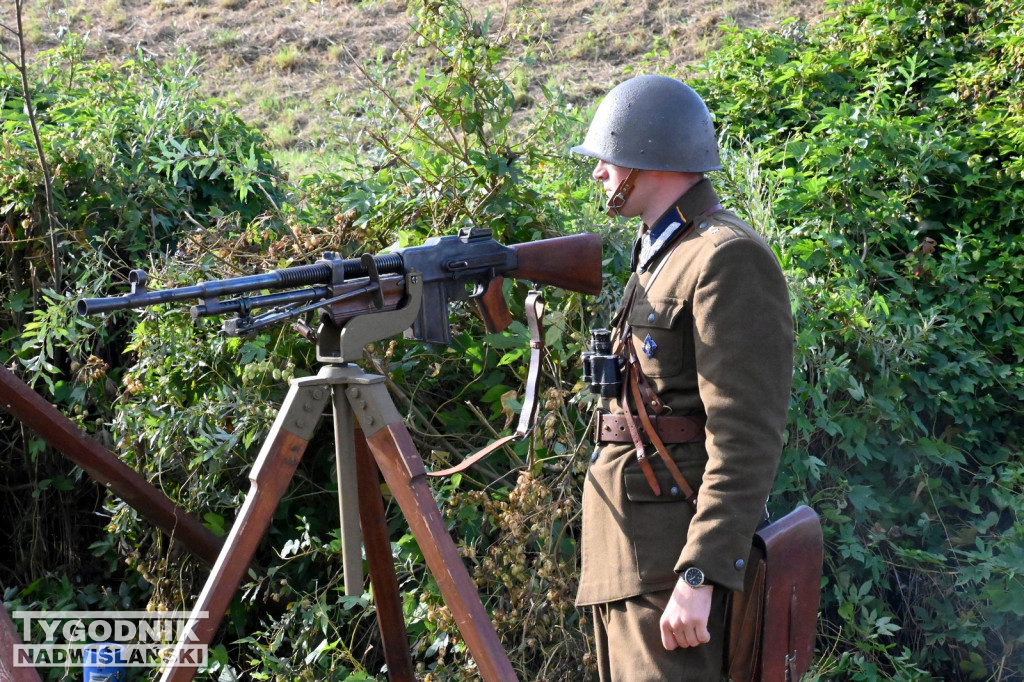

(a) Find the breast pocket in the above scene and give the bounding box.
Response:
[627,296,690,378]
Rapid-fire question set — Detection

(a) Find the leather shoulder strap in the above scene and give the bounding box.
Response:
[428,291,546,478]
[624,337,698,506]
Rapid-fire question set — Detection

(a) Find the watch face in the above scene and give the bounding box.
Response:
[684,567,705,588]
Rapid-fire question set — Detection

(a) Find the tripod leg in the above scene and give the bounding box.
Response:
[333,384,364,596]
[355,429,415,682]
[346,381,518,682]
[159,381,331,682]
[0,365,223,567]
[1,605,42,682]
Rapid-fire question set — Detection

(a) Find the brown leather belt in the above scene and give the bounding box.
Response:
[596,413,706,445]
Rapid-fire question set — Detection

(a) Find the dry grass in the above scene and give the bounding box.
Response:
[5,0,828,154]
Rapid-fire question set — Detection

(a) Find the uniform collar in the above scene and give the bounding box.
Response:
[631,178,722,273]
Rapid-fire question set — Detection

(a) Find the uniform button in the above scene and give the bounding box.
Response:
[590,450,600,463]
[647,313,656,323]
[670,486,680,496]
[734,559,746,570]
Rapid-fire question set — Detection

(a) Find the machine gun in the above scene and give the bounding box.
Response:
[76,227,603,682]
[79,227,602,356]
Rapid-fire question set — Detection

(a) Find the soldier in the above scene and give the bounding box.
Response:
[573,75,794,680]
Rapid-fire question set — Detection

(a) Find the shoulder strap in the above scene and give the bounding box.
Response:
[610,274,640,333]
[623,333,698,507]
[428,291,546,478]
[608,202,721,501]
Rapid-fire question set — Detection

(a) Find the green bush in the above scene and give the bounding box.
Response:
[1,40,283,378]
[690,0,1024,678]
[1,37,287,681]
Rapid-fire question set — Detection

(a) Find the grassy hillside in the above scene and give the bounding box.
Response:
[7,0,827,159]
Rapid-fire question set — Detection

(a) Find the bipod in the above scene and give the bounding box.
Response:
[160,272,517,681]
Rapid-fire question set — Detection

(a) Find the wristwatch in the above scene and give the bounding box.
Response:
[683,566,708,588]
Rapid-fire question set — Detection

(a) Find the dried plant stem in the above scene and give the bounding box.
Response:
[2,1,63,290]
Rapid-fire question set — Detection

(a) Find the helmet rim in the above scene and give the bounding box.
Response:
[573,75,722,173]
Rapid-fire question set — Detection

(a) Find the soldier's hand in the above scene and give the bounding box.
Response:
[660,580,713,650]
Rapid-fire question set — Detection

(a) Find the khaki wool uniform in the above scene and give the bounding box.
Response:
[578,179,794,680]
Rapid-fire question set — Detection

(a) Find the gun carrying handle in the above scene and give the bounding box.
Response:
[476,276,514,333]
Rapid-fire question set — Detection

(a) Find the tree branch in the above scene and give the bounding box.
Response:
[11,0,63,290]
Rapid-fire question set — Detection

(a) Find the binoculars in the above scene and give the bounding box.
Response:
[581,329,623,398]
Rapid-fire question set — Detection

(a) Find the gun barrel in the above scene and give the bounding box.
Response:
[77,253,406,316]
[191,286,332,319]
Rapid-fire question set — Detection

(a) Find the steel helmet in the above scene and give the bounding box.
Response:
[572,75,722,172]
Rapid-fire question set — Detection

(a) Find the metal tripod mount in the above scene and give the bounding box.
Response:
[160,271,518,682]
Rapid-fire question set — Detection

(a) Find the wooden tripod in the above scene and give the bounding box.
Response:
[159,274,517,681]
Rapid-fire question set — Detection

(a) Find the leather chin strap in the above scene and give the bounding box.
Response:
[427,291,546,478]
[606,168,640,217]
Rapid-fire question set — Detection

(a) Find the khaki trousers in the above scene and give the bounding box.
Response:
[592,587,727,681]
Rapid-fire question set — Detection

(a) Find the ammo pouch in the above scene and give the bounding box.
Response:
[725,505,824,682]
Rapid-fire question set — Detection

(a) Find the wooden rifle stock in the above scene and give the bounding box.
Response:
[477,277,515,333]
[509,232,603,295]
[477,232,603,333]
